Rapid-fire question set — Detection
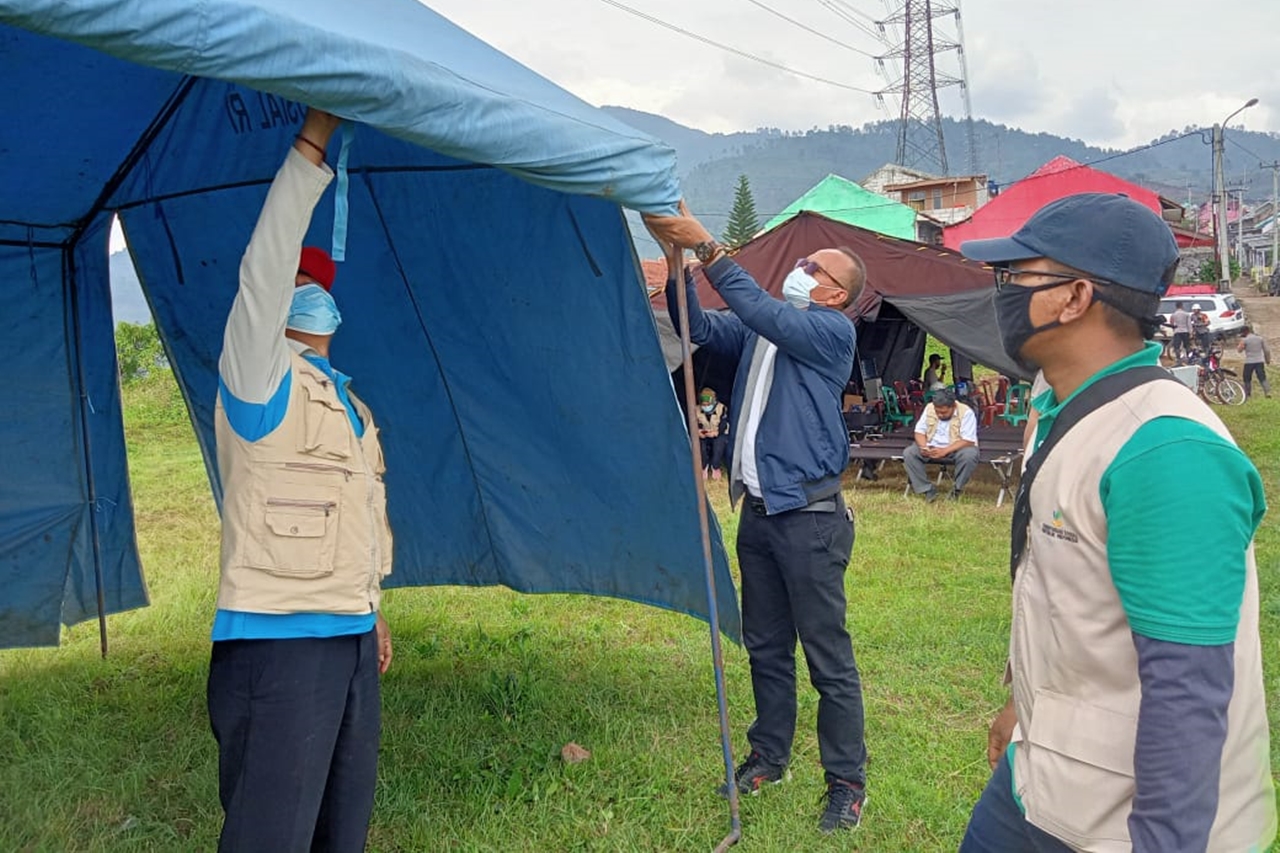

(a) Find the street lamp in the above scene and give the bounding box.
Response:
[1214,98,1259,290]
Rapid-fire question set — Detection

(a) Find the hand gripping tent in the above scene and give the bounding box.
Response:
[0,0,740,647]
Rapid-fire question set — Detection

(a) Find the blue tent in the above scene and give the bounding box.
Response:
[0,0,740,648]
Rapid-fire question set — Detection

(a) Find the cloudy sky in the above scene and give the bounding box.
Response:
[426,0,1279,150]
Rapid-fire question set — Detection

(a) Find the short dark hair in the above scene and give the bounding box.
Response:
[1175,301,1184,308]
[835,246,866,309]
[928,353,942,365]
[1046,263,1158,339]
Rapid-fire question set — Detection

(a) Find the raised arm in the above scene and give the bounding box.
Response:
[218,109,339,437]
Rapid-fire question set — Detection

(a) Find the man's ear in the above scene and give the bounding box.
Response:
[1055,279,1096,323]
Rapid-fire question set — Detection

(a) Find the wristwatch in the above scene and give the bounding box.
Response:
[694,240,724,264]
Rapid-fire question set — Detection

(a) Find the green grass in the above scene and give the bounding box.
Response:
[1,372,1277,851]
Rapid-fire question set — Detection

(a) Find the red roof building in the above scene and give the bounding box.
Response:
[944,156,1214,251]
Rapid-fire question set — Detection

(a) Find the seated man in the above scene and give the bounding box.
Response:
[696,387,730,480]
[903,388,979,502]
[923,353,948,390]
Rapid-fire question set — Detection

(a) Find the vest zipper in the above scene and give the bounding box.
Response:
[266,498,337,516]
[284,461,353,480]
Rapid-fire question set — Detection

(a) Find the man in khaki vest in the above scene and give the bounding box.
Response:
[902,387,979,502]
[207,107,394,853]
[957,193,1275,852]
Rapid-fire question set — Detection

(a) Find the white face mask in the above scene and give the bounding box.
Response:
[782,268,819,309]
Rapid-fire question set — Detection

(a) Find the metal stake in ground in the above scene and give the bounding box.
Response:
[667,241,742,851]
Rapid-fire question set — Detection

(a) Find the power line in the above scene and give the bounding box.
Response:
[814,0,885,43]
[1226,136,1267,166]
[744,0,879,58]
[600,0,879,94]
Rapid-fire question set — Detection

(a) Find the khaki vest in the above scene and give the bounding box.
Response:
[1010,380,1274,851]
[696,402,727,435]
[214,352,393,614]
[923,401,972,444]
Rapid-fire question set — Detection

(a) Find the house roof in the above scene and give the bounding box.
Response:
[884,175,987,192]
[763,173,917,239]
[944,156,1193,249]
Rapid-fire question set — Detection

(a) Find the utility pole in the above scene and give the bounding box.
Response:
[1212,98,1259,291]
[1213,123,1231,291]
[1262,160,1280,273]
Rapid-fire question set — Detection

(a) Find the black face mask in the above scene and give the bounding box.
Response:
[994,281,1069,373]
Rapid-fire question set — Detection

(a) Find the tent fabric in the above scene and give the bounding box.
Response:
[653,212,1025,380]
[944,156,1193,250]
[0,0,740,648]
[763,174,918,239]
[0,0,681,220]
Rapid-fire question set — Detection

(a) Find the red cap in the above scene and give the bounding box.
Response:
[298,246,336,292]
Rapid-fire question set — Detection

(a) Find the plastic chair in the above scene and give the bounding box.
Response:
[999,382,1033,427]
[879,387,916,429]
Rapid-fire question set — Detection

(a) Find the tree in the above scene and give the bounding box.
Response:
[721,174,760,249]
[114,321,167,383]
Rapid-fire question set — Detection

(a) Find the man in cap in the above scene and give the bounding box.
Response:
[957,193,1274,852]
[208,107,394,853]
[645,205,869,834]
[902,387,979,502]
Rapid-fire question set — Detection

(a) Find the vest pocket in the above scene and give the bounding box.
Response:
[299,383,353,461]
[244,492,340,578]
[1023,689,1136,846]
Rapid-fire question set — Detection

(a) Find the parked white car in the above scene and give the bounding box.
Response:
[1156,294,1247,340]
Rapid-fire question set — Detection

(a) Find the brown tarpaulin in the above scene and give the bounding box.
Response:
[651,211,1027,381]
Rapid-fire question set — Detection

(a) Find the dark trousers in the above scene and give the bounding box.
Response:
[208,630,381,853]
[903,444,980,494]
[1171,332,1190,359]
[1242,362,1270,396]
[700,434,728,471]
[960,757,1073,852]
[737,493,866,785]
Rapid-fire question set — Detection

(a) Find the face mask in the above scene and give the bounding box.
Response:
[782,268,818,309]
[994,282,1067,372]
[287,283,342,335]
[701,403,715,413]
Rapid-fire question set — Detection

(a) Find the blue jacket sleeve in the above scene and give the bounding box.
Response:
[665,265,746,359]
[1128,634,1233,852]
[704,258,854,375]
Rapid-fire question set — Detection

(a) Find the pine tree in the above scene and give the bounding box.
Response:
[722,174,760,248]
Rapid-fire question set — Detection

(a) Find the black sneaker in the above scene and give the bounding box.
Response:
[718,751,788,797]
[818,780,866,832]
[948,489,962,501]
[924,487,938,503]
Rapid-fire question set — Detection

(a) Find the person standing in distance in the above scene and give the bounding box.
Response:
[208,107,395,853]
[646,203,869,834]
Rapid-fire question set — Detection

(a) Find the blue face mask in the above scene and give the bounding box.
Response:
[782,268,818,309]
[287,283,342,335]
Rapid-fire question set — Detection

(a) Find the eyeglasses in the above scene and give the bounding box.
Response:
[988,266,1121,292]
[796,258,843,289]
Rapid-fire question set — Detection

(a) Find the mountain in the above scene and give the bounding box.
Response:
[603,106,1280,252]
[110,249,151,325]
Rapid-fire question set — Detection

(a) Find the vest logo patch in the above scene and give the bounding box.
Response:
[1041,510,1079,543]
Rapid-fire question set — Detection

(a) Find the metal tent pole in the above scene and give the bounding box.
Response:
[669,249,741,851]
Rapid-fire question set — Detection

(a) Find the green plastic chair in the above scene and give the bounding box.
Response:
[880,386,916,429]
[999,382,1033,427]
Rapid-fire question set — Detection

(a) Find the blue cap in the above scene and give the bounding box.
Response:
[960,193,1180,294]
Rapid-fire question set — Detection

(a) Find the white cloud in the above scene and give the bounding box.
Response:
[422,0,1280,148]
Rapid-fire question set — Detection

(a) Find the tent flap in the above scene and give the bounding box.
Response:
[0,4,739,648]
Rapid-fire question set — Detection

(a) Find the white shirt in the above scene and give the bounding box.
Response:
[739,342,778,496]
[915,406,978,449]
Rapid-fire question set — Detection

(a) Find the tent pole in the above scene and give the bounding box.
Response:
[64,248,111,659]
[671,256,741,850]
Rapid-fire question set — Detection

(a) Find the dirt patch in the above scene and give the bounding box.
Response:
[1227,283,1280,370]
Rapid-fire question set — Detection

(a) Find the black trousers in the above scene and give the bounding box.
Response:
[700,434,728,471]
[737,494,866,785]
[208,630,381,853]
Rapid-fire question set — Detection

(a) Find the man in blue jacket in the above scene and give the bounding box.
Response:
[646,206,868,833]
